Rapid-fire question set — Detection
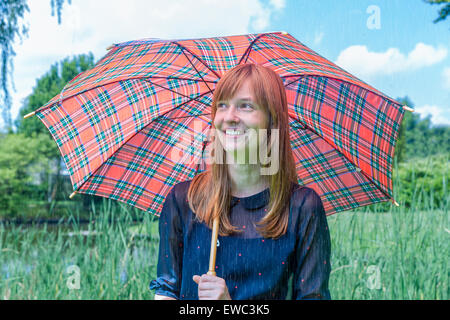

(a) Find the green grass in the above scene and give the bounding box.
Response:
[0,155,448,299]
[0,200,159,299]
[1,203,447,299]
[327,208,448,299]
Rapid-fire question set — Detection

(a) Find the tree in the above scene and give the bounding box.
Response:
[15,53,95,136]
[424,0,450,23]
[0,0,71,132]
[0,132,55,217]
[394,97,415,163]
[395,96,450,162]
[11,53,94,213]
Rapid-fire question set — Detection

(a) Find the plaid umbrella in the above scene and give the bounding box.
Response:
[25,31,408,217]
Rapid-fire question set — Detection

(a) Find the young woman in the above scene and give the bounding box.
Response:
[150,63,331,300]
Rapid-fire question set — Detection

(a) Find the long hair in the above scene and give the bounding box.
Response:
[187,63,298,239]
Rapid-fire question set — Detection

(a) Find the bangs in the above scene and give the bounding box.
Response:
[212,64,283,119]
[213,66,257,105]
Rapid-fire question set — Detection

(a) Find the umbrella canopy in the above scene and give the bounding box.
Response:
[28,31,406,216]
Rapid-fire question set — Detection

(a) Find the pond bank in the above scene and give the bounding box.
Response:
[0,217,148,226]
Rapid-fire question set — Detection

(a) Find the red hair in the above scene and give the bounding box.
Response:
[187,64,297,239]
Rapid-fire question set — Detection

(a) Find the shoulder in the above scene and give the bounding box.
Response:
[290,184,323,209]
[164,179,193,209]
[159,179,194,225]
[289,185,326,235]
[290,184,325,221]
[170,179,192,197]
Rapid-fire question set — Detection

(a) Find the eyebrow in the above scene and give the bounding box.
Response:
[217,97,254,103]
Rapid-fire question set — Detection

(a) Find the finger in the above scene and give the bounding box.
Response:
[198,279,227,291]
[193,275,201,284]
[198,281,219,291]
[200,274,221,283]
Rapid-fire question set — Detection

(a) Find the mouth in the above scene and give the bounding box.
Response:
[222,129,247,139]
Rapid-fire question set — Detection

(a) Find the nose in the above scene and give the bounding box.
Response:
[223,104,240,124]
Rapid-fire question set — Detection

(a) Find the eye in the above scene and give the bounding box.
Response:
[240,103,253,109]
[217,103,227,109]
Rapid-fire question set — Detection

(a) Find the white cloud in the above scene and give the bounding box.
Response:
[335,43,448,78]
[443,67,450,90]
[9,0,285,128]
[269,0,286,10]
[415,105,450,126]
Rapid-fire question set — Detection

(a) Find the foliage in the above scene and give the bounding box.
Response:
[0,0,71,131]
[0,132,55,216]
[0,201,158,299]
[424,0,450,23]
[0,197,447,299]
[352,153,449,213]
[0,54,94,218]
[396,154,449,210]
[0,0,29,131]
[394,96,450,162]
[15,53,95,137]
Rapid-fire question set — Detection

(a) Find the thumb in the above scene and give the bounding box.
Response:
[193,275,201,284]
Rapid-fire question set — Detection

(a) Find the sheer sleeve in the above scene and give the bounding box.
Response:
[293,188,331,300]
[149,187,184,299]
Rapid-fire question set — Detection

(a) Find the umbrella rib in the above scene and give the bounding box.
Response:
[173,42,221,85]
[144,79,212,110]
[238,33,268,65]
[290,116,394,202]
[283,75,309,88]
[70,103,212,199]
[177,46,214,94]
[34,78,215,116]
[283,75,397,201]
[148,76,217,83]
[149,88,212,121]
[282,74,402,107]
[155,113,211,121]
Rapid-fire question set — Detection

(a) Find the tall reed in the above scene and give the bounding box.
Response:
[0,155,448,299]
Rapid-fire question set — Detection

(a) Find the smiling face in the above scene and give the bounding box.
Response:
[213,79,269,163]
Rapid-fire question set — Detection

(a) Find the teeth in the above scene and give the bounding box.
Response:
[225,130,245,136]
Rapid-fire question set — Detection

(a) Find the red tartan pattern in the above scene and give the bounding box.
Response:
[35,32,404,215]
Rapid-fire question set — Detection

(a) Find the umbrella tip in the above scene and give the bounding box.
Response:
[23,111,35,119]
[402,105,414,112]
[391,199,399,207]
[280,31,288,35]
[69,191,77,199]
[106,44,115,51]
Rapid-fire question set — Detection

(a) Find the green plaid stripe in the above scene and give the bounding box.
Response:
[43,112,78,148]
[120,80,159,128]
[193,38,238,71]
[289,124,392,213]
[82,100,102,126]
[148,193,165,215]
[95,130,108,155]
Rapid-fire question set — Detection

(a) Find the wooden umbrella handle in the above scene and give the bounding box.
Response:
[207,217,220,276]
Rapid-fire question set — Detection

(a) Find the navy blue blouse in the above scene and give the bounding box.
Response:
[150,180,331,300]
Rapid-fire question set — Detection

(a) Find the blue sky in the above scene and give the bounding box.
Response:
[268,0,450,125]
[9,0,450,128]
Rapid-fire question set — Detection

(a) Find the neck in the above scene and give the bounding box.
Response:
[227,162,270,197]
